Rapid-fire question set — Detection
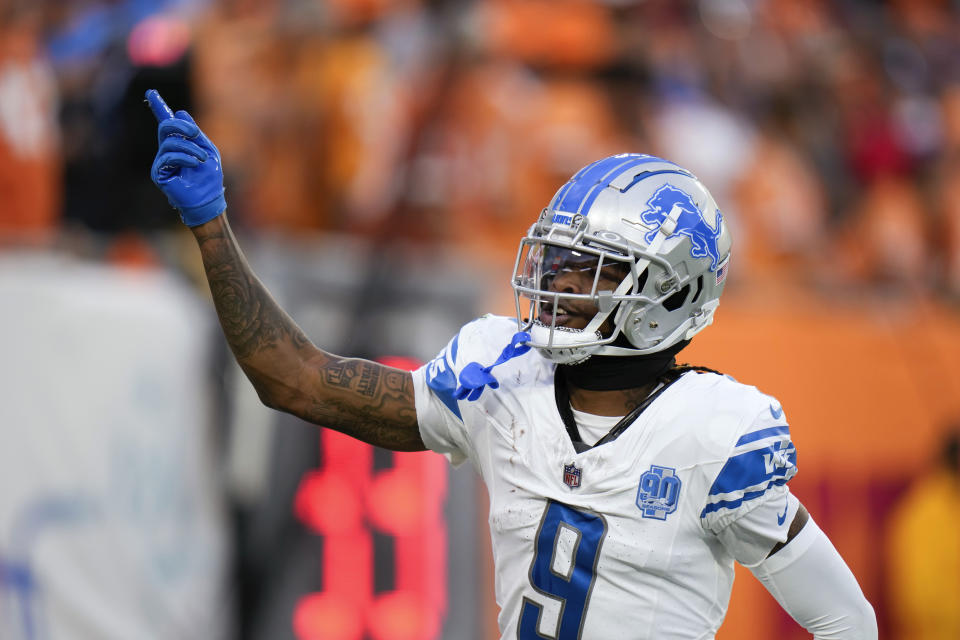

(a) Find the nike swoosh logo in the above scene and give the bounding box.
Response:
[769,404,783,420]
[777,499,789,526]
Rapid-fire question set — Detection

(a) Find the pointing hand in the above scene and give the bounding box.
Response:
[146,90,226,227]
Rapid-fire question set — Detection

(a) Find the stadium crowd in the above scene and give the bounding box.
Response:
[5,0,960,299]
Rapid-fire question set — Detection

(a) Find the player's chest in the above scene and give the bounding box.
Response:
[487,466,697,581]
[486,435,701,566]
[478,387,693,495]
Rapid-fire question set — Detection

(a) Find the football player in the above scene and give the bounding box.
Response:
[146,90,877,639]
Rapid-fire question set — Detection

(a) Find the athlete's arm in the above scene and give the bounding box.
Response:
[193,216,424,450]
[715,492,876,639]
[767,503,809,557]
[751,515,878,640]
[146,90,425,451]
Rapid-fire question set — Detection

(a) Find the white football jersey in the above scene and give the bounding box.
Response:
[411,315,799,640]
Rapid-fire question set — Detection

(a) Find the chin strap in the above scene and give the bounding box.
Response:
[455,331,531,401]
[558,338,689,391]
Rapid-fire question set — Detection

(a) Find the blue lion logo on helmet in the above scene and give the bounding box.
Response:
[640,184,724,272]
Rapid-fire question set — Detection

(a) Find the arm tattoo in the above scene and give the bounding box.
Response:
[304,360,422,450]
[194,221,310,361]
[324,360,381,397]
[192,218,424,451]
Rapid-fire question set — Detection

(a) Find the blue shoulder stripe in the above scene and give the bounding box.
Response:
[735,425,790,447]
[425,334,462,421]
[707,440,796,498]
[449,330,459,362]
[701,478,790,516]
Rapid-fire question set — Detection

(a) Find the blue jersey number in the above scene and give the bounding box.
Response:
[517,500,607,639]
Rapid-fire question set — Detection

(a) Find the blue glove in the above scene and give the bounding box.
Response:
[146,90,226,227]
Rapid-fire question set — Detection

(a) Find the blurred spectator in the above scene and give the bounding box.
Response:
[395,0,637,275]
[0,1,61,238]
[191,0,438,233]
[886,426,960,640]
[47,0,195,232]
[190,0,299,229]
[835,174,930,289]
[732,103,827,278]
[931,84,960,298]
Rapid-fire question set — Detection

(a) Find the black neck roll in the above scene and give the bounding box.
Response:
[558,339,691,391]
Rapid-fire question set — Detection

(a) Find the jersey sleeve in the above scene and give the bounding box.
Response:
[410,315,517,467]
[411,331,471,466]
[700,398,798,534]
[714,488,801,566]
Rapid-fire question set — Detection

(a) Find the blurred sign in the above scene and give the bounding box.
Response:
[0,255,231,640]
[291,357,448,640]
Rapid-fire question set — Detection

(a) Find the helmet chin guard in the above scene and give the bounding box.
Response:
[526,323,603,365]
[511,153,732,364]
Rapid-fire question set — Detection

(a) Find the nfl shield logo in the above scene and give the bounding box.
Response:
[563,463,582,489]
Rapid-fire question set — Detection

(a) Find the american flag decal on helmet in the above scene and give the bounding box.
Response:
[716,258,729,285]
[563,463,582,489]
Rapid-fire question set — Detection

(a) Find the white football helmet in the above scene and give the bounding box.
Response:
[512,153,733,364]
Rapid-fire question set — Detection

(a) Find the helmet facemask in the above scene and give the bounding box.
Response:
[512,212,688,364]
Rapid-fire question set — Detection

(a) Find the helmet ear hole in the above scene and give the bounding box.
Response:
[636,268,650,290]
[615,267,650,326]
[662,284,691,311]
[690,275,704,304]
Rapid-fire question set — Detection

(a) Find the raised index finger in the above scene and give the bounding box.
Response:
[145,89,174,122]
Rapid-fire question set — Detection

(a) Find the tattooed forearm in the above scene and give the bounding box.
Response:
[304,359,422,450]
[324,360,382,397]
[194,218,310,361]
[190,216,425,451]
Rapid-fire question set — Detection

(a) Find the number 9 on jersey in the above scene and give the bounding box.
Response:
[518,501,608,639]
